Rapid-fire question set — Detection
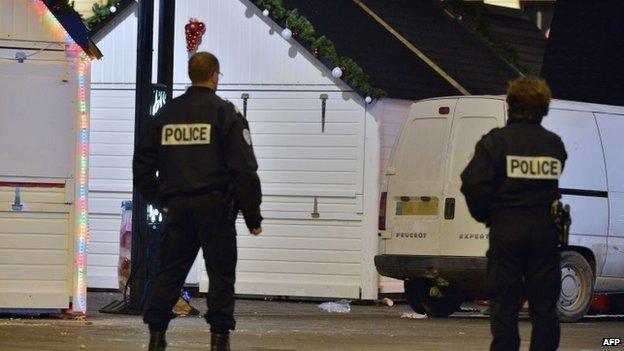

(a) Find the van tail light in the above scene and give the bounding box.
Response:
[379,192,388,231]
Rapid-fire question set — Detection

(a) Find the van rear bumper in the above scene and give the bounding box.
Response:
[375,255,487,287]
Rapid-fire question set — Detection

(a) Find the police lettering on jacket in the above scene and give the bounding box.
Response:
[459,123,567,224]
[506,156,562,179]
[162,124,211,145]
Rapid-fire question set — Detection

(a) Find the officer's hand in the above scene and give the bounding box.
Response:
[250,227,262,236]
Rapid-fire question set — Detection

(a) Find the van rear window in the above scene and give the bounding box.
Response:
[396,197,439,216]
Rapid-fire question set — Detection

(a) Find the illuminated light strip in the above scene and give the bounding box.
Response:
[32,0,90,315]
[76,56,90,315]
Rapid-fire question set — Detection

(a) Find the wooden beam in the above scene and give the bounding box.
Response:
[353,0,470,95]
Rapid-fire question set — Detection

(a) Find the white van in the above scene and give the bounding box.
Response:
[375,96,624,322]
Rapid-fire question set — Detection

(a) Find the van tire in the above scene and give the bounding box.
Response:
[558,251,594,322]
[404,279,461,317]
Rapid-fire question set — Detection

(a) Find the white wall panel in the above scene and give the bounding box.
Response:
[0,0,60,43]
[373,99,412,184]
[91,8,138,84]
[0,210,71,308]
[368,99,412,294]
[200,219,364,298]
[172,0,340,87]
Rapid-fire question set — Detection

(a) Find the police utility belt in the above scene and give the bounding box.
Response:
[551,200,571,247]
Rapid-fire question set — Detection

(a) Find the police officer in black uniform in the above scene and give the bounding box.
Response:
[133,52,263,351]
[461,76,567,351]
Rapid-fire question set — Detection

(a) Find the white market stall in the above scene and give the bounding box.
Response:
[0,0,100,312]
[87,0,526,299]
[87,0,383,299]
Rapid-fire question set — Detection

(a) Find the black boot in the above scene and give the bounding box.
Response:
[148,330,167,351]
[211,332,231,351]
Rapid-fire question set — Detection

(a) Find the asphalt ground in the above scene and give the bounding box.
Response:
[0,292,622,351]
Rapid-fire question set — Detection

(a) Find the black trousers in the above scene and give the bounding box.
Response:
[143,194,237,333]
[487,209,561,351]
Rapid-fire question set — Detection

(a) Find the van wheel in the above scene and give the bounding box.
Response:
[404,279,461,317]
[558,251,594,322]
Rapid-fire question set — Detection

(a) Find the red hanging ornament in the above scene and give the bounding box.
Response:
[185,18,206,53]
[313,49,319,57]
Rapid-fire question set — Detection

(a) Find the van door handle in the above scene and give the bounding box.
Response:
[444,198,455,220]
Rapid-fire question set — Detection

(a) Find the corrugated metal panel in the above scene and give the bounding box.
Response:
[0,0,62,43]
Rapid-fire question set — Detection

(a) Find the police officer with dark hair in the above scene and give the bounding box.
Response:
[134,51,263,351]
[461,76,567,351]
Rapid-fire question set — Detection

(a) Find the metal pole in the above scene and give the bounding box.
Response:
[130,0,155,312]
[158,0,176,98]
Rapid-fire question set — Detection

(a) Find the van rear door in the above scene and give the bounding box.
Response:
[384,99,457,256]
[439,98,506,257]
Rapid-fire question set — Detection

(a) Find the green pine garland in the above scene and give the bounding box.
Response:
[253,0,387,100]
[84,1,119,28]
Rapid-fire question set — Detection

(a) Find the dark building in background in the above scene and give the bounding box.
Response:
[481,3,547,74]
[541,1,624,106]
[520,0,556,36]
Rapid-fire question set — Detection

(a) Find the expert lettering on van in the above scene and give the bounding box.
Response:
[375,96,624,322]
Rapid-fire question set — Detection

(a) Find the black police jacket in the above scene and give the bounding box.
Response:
[133,86,263,229]
[460,120,567,224]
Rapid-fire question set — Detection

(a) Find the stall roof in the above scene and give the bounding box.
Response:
[282,0,545,100]
[42,0,102,59]
[478,3,547,75]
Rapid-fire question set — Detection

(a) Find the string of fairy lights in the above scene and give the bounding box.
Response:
[31,0,90,314]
